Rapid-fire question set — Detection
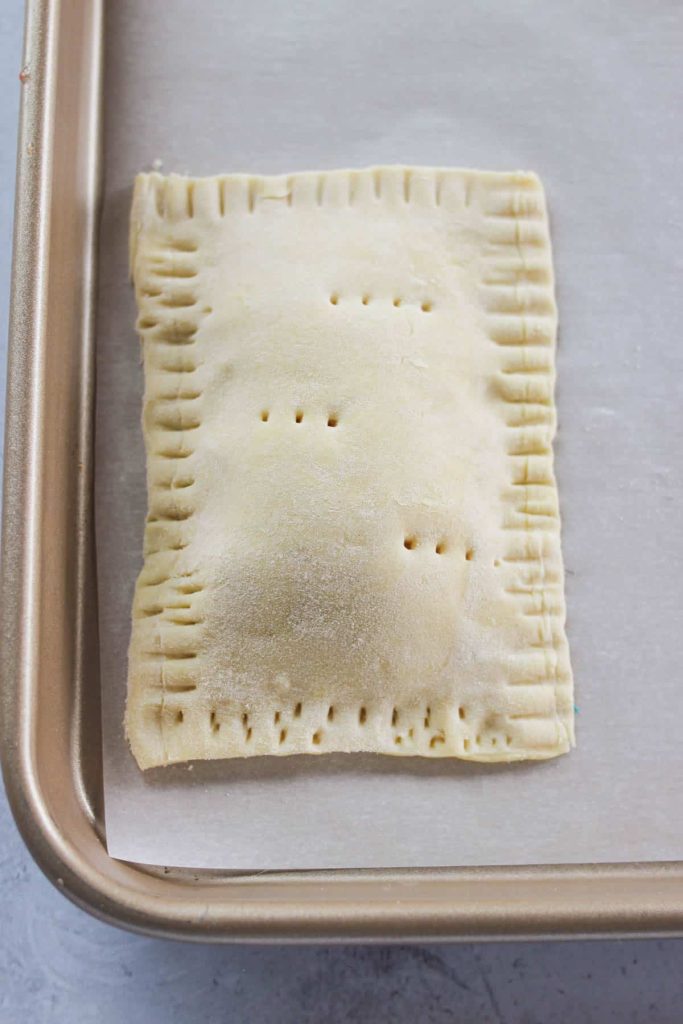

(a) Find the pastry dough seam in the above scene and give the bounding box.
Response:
[480,181,570,749]
[133,233,209,759]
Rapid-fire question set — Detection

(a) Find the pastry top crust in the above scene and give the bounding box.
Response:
[126,166,573,769]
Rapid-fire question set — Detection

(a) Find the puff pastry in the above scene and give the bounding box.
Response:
[126,166,574,769]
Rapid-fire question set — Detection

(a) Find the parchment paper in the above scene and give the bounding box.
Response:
[97,0,683,869]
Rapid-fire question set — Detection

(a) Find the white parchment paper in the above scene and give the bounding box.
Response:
[97,0,683,869]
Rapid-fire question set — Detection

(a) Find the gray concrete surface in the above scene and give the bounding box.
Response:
[0,4,682,1023]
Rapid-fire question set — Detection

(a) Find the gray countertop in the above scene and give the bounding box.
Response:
[0,4,681,1022]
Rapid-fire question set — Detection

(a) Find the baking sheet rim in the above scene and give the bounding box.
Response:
[2,0,683,940]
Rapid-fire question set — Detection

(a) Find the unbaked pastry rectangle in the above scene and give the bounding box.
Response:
[126,166,574,769]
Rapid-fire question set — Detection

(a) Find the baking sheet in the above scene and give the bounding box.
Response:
[97,0,683,869]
